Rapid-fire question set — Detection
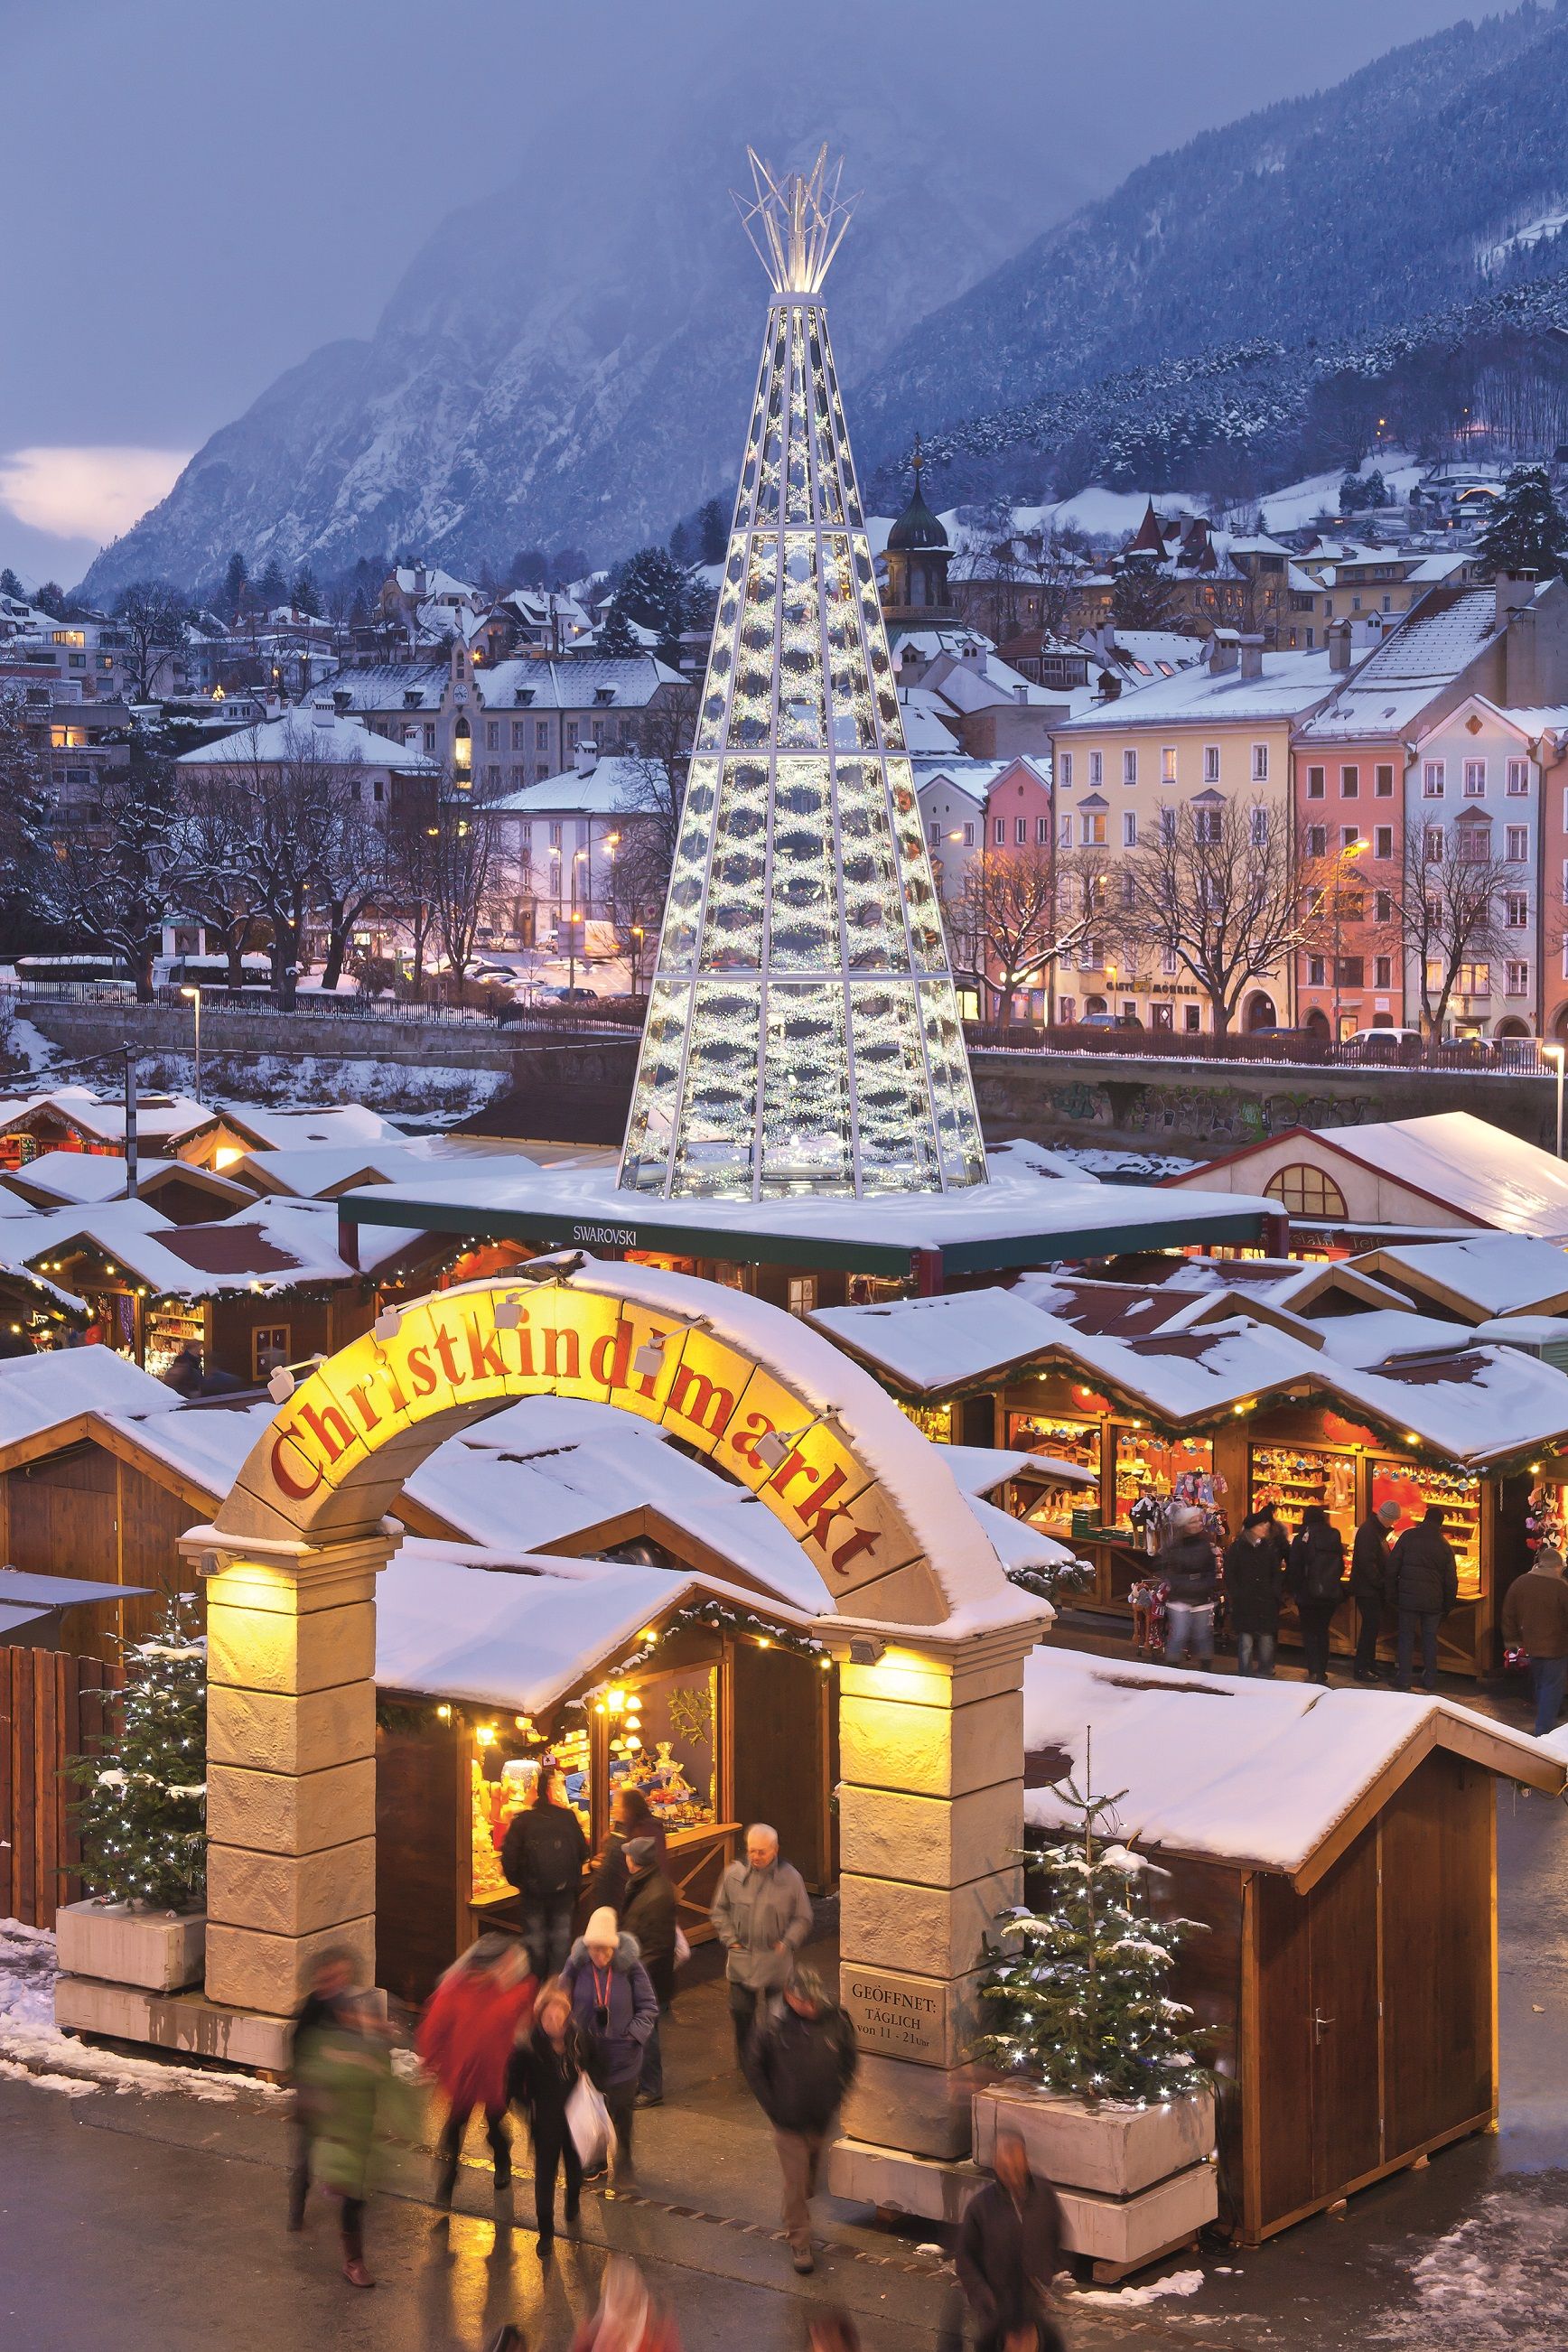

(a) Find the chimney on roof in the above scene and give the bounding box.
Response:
[1209,628,1239,676]
[331,686,352,714]
[1013,681,1029,705]
[1495,570,1538,630]
[1326,617,1353,674]
[574,737,600,777]
[1237,631,1265,681]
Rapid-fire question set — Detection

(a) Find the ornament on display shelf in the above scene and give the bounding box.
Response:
[470,1759,509,1900]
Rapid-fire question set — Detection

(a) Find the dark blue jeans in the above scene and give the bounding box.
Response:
[522,1895,575,1983]
[1529,1654,1568,1738]
[1395,1609,1441,1689]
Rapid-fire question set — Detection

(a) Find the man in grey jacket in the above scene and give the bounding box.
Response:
[710,1822,814,2059]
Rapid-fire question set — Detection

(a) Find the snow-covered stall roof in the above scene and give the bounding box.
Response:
[0,1152,140,1209]
[1022,1646,1560,1887]
[0,1345,178,1446]
[214,1104,404,1153]
[1353,1233,1568,1321]
[373,1545,819,1716]
[1261,1114,1568,1242]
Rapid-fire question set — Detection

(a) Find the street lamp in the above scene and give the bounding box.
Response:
[180,985,202,1103]
[569,847,589,998]
[1547,1043,1565,1160]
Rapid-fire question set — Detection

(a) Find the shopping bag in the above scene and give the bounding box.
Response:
[673,1925,692,1968]
[565,2075,612,2170]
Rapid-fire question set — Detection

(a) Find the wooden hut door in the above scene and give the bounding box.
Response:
[1303,1834,1383,2200]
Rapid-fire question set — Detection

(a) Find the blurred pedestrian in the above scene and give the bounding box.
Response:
[570,2254,680,2352]
[296,1993,410,2291]
[710,1822,813,2058]
[742,1965,857,2274]
[285,1944,355,2232]
[590,1786,668,1914]
[1386,1503,1459,1693]
[501,1761,588,1980]
[807,2316,861,2352]
[1502,1543,1568,1735]
[563,1906,658,2190]
[1350,1498,1400,1682]
[509,1975,587,2257]
[957,2132,1067,2352]
[1288,1502,1347,1685]
[620,1834,677,2106]
[1155,1507,1218,1667]
[417,1933,537,2209]
[1223,1510,1283,1678]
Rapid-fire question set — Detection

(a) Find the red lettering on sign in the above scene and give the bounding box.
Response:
[730,1410,776,1466]
[590,1321,631,1392]
[543,1327,580,1380]
[433,1325,466,1386]
[406,1342,437,1397]
[667,1364,734,1434]
[295,1400,355,1462]
[345,1382,382,1434]
[828,1525,882,1576]
[792,1467,852,1549]
[466,1319,508,1383]
[270,1428,324,1499]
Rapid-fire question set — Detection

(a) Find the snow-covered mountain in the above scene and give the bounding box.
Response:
[854,2,1568,500]
[79,70,1072,602]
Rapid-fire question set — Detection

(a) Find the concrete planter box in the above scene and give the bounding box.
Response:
[55,1900,206,1993]
[974,2081,1216,2198]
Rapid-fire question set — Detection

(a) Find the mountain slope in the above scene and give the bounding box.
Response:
[854,1,1568,470]
[79,78,1074,601]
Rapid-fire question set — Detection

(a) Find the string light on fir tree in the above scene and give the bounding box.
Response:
[975,1731,1209,2107]
[68,1592,207,1915]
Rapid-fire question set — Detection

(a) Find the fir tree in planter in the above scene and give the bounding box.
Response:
[975,1752,1209,2106]
[69,1594,207,1913]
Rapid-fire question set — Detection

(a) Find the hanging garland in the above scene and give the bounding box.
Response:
[577,1597,827,1700]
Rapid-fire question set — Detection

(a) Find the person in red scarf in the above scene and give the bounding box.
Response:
[417,1933,537,2207]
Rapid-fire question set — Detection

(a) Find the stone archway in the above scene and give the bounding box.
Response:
[188,1258,1043,2160]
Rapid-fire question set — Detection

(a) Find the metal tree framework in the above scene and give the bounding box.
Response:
[618,148,988,1199]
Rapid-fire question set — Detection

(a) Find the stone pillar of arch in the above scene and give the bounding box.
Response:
[828,1618,1035,2163]
[189,1526,391,2014]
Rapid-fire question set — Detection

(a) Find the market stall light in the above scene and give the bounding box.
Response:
[436,1703,452,1722]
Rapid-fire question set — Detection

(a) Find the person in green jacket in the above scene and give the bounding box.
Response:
[297,1995,417,2290]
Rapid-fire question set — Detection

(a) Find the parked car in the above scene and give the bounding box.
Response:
[1348,1026,1423,1062]
[548,985,600,1004]
[1075,1012,1142,1030]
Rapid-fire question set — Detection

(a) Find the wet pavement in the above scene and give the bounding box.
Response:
[4,1781,1568,2352]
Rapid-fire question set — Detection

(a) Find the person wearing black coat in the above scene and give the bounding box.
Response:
[957,2133,1067,2352]
[1386,1505,1460,1693]
[619,1836,677,2106]
[588,1787,669,1916]
[1288,1504,1347,1685]
[509,1980,590,2254]
[500,1764,589,1981]
[1349,1500,1400,1682]
[743,1969,858,2275]
[1224,1512,1283,1677]
[1154,1509,1219,1668]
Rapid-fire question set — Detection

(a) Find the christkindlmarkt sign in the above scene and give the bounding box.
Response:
[231,1273,947,1621]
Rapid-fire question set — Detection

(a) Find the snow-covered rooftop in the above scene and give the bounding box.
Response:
[1022,1645,1559,1881]
[1357,1233,1568,1321]
[178,713,437,770]
[1296,588,1503,743]
[1054,649,1339,731]
[486,757,651,817]
[216,1103,403,1153]
[1272,1113,1568,1242]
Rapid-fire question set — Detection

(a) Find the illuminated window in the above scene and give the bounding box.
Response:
[1265,1163,1349,1218]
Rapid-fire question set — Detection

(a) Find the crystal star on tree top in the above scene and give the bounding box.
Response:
[733,145,858,294]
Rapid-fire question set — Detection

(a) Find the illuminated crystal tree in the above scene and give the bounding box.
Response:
[618,149,987,1199]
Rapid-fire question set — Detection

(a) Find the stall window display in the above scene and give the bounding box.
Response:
[1251,1443,1358,1548]
[1372,1457,1481,1601]
[472,1717,593,1905]
[900,1400,952,1443]
[1113,1429,1218,1548]
[1008,1415,1103,1485]
[601,1663,719,1829]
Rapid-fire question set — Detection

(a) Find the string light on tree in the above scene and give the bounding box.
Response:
[68,1593,207,1915]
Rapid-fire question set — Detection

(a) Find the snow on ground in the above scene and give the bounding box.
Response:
[1039,1143,1196,1182]
[1250,453,1425,535]
[1074,2267,1205,2309]
[0,1918,281,2104]
[4,1016,63,1081]
[97,1051,507,1130]
[1368,2187,1568,2347]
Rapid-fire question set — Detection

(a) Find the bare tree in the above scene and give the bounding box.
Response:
[112,582,190,701]
[1118,798,1306,1037]
[30,727,185,999]
[385,806,443,1001]
[175,777,266,990]
[0,689,54,948]
[312,774,387,992]
[201,721,347,1008]
[957,842,1104,1027]
[600,824,668,995]
[1387,820,1510,1042]
[430,801,496,996]
[620,680,697,882]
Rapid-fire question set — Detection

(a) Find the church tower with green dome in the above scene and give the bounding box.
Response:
[882,437,958,629]
[616,149,987,1203]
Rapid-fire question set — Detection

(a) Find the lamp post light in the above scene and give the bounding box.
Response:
[569,847,589,999]
[180,985,202,1103]
[1547,1043,1565,1160]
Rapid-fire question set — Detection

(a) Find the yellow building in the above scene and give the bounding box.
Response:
[1050,636,1339,1033]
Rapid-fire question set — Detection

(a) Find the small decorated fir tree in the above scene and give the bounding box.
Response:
[69,1593,208,1913]
[975,1743,1208,2106]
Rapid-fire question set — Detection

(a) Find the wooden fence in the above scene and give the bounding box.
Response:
[0,1648,122,1927]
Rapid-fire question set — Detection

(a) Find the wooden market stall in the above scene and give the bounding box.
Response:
[815,1272,1568,1677]
[1022,1646,1565,2244]
[371,1547,838,2005]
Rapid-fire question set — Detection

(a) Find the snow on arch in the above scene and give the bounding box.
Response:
[212,1255,1028,1629]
